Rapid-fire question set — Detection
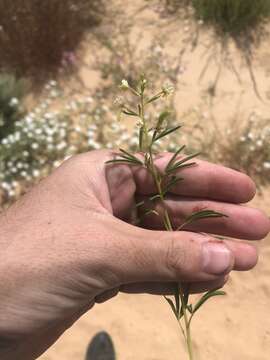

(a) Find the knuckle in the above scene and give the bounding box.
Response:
[165,234,189,277]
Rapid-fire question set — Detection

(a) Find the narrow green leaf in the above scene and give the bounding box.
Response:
[119,148,143,165]
[149,194,162,202]
[174,284,180,318]
[165,296,179,320]
[138,104,142,117]
[167,152,199,173]
[146,92,163,104]
[122,108,138,117]
[154,125,182,142]
[167,162,196,174]
[143,209,159,217]
[139,127,144,151]
[177,210,228,231]
[157,111,171,127]
[186,210,227,222]
[165,145,186,173]
[135,200,145,208]
[163,176,184,194]
[187,304,193,314]
[192,290,226,314]
[152,111,171,141]
[106,159,140,166]
[179,285,190,319]
[118,155,143,165]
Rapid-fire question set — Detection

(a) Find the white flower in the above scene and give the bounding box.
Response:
[59,129,66,138]
[1,182,10,190]
[14,132,21,141]
[106,142,113,149]
[33,170,40,178]
[256,140,263,147]
[85,96,93,104]
[9,97,19,107]
[31,143,39,150]
[162,83,174,97]
[74,126,81,133]
[56,141,67,151]
[49,80,57,87]
[240,136,246,143]
[25,115,33,124]
[50,90,58,98]
[70,101,77,111]
[8,190,15,197]
[120,79,129,89]
[35,128,42,135]
[263,162,270,170]
[153,45,162,54]
[53,160,62,168]
[44,112,54,120]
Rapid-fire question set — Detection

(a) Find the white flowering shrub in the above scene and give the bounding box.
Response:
[0,81,128,204]
[0,73,25,140]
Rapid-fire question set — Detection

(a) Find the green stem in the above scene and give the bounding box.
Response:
[148,146,194,359]
[139,88,194,360]
[179,290,194,360]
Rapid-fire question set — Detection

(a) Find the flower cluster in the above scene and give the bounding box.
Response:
[0,81,128,204]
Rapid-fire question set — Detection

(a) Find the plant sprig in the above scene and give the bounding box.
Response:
[107,76,227,360]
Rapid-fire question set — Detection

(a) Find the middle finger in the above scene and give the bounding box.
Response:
[137,195,269,240]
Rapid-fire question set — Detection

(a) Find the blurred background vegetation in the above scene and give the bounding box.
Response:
[0,0,270,205]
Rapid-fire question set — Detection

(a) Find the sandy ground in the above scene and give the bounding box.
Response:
[40,2,270,359]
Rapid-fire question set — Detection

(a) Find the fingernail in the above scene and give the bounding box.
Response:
[203,242,233,275]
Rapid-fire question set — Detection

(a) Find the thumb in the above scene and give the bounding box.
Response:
[112,222,256,285]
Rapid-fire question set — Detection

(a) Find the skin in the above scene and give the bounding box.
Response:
[0,150,269,359]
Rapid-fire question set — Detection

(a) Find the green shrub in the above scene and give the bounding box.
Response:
[161,0,270,39]
[192,0,270,37]
[0,73,25,140]
[0,0,105,81]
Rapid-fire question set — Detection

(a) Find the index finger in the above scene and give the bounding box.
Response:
[132,153,256,203]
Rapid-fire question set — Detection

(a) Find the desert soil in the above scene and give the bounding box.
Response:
[40,1,270,359]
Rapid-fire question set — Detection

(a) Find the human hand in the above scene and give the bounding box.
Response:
[0,150,269,359]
